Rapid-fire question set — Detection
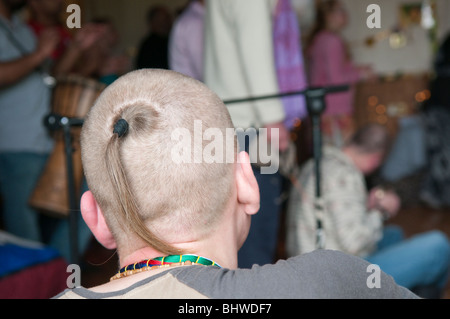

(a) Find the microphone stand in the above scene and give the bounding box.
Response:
[45,113,84,265]
[224,85,349,249]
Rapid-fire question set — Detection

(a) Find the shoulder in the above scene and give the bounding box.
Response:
[297,147,353,183]
[171,251,418,299]
[54,255,418,299]
[323,147,358,174]
[278,250,417,299]
[301,147,355,178]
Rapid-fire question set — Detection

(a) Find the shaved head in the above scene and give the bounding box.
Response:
[81,69,237,254]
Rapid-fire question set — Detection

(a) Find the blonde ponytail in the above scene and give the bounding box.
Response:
[105,117,181,255]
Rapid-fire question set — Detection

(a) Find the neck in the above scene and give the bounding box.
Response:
[119,194,242,271]
[120,236,238,271]
[119,209,240,270]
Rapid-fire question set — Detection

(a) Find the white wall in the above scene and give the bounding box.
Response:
[340,0,450,75]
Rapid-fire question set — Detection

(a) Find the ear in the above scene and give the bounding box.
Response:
[80,191,117,250]
[235,151,260,216]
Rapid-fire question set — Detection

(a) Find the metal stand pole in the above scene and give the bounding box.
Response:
[45,114,84,265]
[304,89,327,249]
[61,117,79,265]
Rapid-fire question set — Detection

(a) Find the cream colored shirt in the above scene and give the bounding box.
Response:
[286,146,384,258]
[204,0,285,129]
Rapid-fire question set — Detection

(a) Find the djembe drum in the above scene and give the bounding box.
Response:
[29,75,106,217]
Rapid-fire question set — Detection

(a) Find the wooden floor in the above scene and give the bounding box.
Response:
[79,203,450,298]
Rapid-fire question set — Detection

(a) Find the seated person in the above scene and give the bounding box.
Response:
[55,70,417,299]
[286,123,450,297]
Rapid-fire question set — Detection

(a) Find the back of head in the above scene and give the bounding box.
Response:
[346,123,390,155]
[81,69,236,254]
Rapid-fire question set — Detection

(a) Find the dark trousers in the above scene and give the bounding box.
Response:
[238,165,282,268]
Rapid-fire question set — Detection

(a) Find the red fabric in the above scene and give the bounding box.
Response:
[0,258,68,299]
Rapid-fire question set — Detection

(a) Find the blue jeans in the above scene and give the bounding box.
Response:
[0,152,92,262]
[365,225,450,290]
[0,152,48,241]
[47,178,92,262]
[238,168,282,268]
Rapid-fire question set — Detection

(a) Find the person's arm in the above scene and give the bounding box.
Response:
[325,166,384,256]
[0,51,45,87]
[0,28,59,88]
[52,23,105,77]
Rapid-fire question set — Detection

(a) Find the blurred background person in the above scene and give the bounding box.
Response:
[136,5,173,70]
[306,0,374,147]
[28,0,128,81]
[0,0,59,241]
[169,0,204,81]
[27,0,111,79]
[273,0,308,131]
[51,22,107,78]
[27,0,71,68]
[286,123,450,298]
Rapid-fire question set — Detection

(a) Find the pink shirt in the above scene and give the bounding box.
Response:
[307,31,362,115]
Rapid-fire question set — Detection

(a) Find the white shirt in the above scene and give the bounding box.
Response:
[204,0,285,129]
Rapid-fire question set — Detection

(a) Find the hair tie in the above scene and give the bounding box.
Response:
[113,118,129,138]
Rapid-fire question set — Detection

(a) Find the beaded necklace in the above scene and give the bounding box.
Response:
[110,254,221,281]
